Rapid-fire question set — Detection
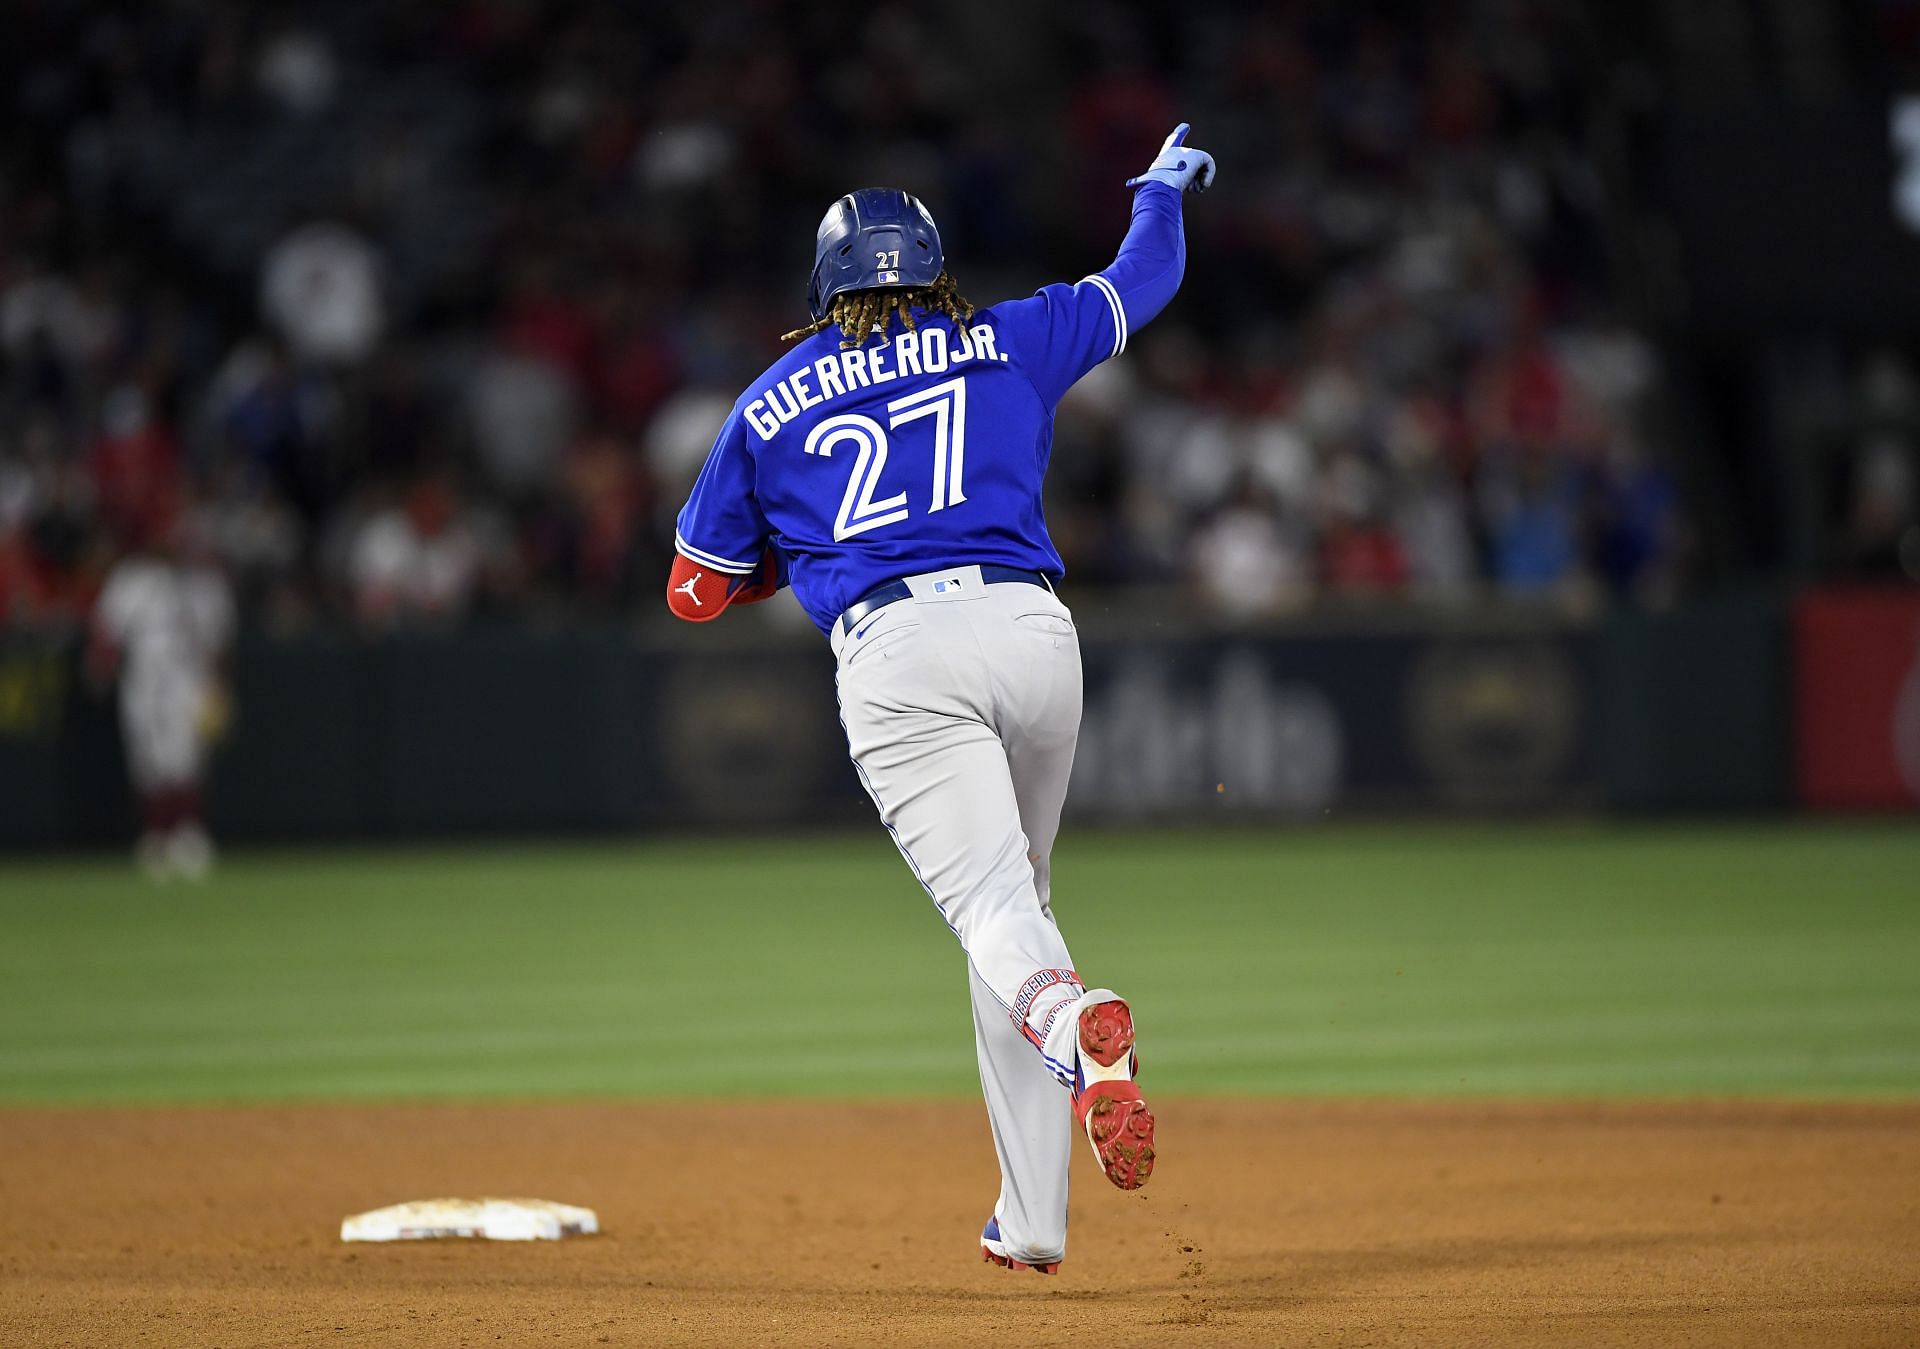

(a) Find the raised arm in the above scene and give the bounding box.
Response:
[1100,123,1217,334]
[997,123,1216,407]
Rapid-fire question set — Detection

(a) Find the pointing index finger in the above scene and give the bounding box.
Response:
[1166,122,1191,149]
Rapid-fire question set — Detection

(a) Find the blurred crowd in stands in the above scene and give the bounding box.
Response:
[0,0,1695,635]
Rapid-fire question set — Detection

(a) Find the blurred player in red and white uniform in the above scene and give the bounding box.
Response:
[88,502,235,880]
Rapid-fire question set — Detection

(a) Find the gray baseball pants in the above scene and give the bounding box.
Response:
[833,565,1092,1266]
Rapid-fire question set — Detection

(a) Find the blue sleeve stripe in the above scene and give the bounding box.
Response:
[1084,273,1128,358]
[674,531,757,575]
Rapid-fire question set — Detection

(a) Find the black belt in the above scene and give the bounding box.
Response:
[836,566,1053,640]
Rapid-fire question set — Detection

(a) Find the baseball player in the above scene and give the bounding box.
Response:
[668,126,1214,1273]
[88,503,235,880]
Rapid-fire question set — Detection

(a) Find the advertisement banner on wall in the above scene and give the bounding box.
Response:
[1068,631,1597,819]
[0,620,1610,847]
[1793,588,1920,810]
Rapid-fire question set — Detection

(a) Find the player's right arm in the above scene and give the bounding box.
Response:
[667,403,781,622]
[997,123,1215,407]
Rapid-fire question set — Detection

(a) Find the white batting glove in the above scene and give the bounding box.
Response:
[1125,123,1216,193]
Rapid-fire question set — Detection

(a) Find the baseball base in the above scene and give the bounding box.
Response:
[340,1197,599,1242]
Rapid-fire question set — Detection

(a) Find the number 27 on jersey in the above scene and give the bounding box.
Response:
[804,376,967,541]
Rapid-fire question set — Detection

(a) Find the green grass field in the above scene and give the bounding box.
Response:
[2,823,1916,1104]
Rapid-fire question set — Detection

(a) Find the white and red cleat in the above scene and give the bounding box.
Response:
[1072,999,1155,1190]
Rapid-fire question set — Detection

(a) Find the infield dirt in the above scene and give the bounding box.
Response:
[3,1100,1916,1346]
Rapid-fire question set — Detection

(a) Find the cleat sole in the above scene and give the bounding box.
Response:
[1072,999,1157,1190]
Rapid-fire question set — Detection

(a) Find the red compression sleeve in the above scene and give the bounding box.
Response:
[665,549,779,621]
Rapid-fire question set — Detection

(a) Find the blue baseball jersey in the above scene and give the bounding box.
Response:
[675,182,1188,634]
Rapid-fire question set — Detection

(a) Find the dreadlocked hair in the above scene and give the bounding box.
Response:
[780,271,975,348]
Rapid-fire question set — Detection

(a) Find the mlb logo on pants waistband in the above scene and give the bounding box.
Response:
[905,565,986,603]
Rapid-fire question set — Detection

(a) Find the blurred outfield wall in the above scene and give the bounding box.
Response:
[5,587,1918,849]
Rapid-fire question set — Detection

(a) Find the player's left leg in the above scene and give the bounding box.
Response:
[970,960,1070,1271]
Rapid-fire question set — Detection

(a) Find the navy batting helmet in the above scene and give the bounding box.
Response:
[806,188,944,323]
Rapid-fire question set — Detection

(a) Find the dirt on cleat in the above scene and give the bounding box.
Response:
[1078,1003,1136,1067]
